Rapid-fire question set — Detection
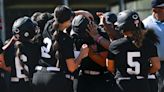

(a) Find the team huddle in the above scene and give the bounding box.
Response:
[0,0,164,92]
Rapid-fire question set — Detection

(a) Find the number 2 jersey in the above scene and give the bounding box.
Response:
[40,27,75,74]
[108,37,158,78]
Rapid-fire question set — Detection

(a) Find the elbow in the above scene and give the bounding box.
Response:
[68,69,75,73]
[150,63,161,73]
[107,60,115,74]
[66,59,78,73]
[156,63,161,71]
[107,67,115,74]
[67,67,76,73]
[150,57,161,73]
[154,61,161,72]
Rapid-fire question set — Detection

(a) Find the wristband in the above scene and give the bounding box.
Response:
[96,36,103,43]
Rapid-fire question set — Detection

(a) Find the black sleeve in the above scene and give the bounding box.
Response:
[107,41,119,60]
[61,37,74,59]
[0,39,3,54]
[107,51,115,60]
[107,44,115,60]
[150,44,158,57]
[4,46,14,66]
[145,38,158,57]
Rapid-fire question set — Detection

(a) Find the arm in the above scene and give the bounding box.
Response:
[66,44,89,73]
[149,57,160,74]
[88,45,108,67]
[107,59,115,75]
[0,53,11,72]
[74,10,94,21]
[2,36,17,51]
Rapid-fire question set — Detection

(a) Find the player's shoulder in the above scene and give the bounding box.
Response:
[111,37,127,46]
[109,37,127,51]
[143,37,155,47]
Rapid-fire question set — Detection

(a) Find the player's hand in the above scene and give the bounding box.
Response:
[96,12,103,16]
[2,35,18,51]
[13,35,20,41]
[96,12,105,21]
[80,44,89,58]
[87,22,100,40]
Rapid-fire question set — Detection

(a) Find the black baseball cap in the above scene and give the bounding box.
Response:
[99,12,117,26]
[151,0,164,8]
[105,12,117,24]
[71,15,95,45]
[71,15,89,35]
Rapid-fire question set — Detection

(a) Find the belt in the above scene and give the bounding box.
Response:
[36,66,74,80]
[83,70,101,76]
[117,76,145,80]
[11,77,29,82]
[35,66,60,72]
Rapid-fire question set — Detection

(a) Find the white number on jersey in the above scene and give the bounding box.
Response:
[41,37,52,58]
[15,54,29,78]
[127,52,140,75]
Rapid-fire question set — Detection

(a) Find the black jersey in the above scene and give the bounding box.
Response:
[79,29,109,72]
[5,42,40,78]
[108,37,158,78]
[41,29,74,73]
[0,39,3,54]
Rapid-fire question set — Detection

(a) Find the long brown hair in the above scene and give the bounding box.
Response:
[51,5,74,66]
[131,28,144,48]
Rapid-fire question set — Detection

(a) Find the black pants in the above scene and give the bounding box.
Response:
[0,76,7,92]
[9,79,33,92]
[77,74,111,92]
[32,69,73,92]
[157,61,164,92]
[149,79,158,92]
[116,78,150,92]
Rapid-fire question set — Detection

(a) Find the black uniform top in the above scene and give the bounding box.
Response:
[5,41,40,78]
[0,39,3,54]
[108,37,158,78]
[78,29,109,72]
[40,29,74,74]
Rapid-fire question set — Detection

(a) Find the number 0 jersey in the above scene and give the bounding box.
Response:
[108,37,158,78]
